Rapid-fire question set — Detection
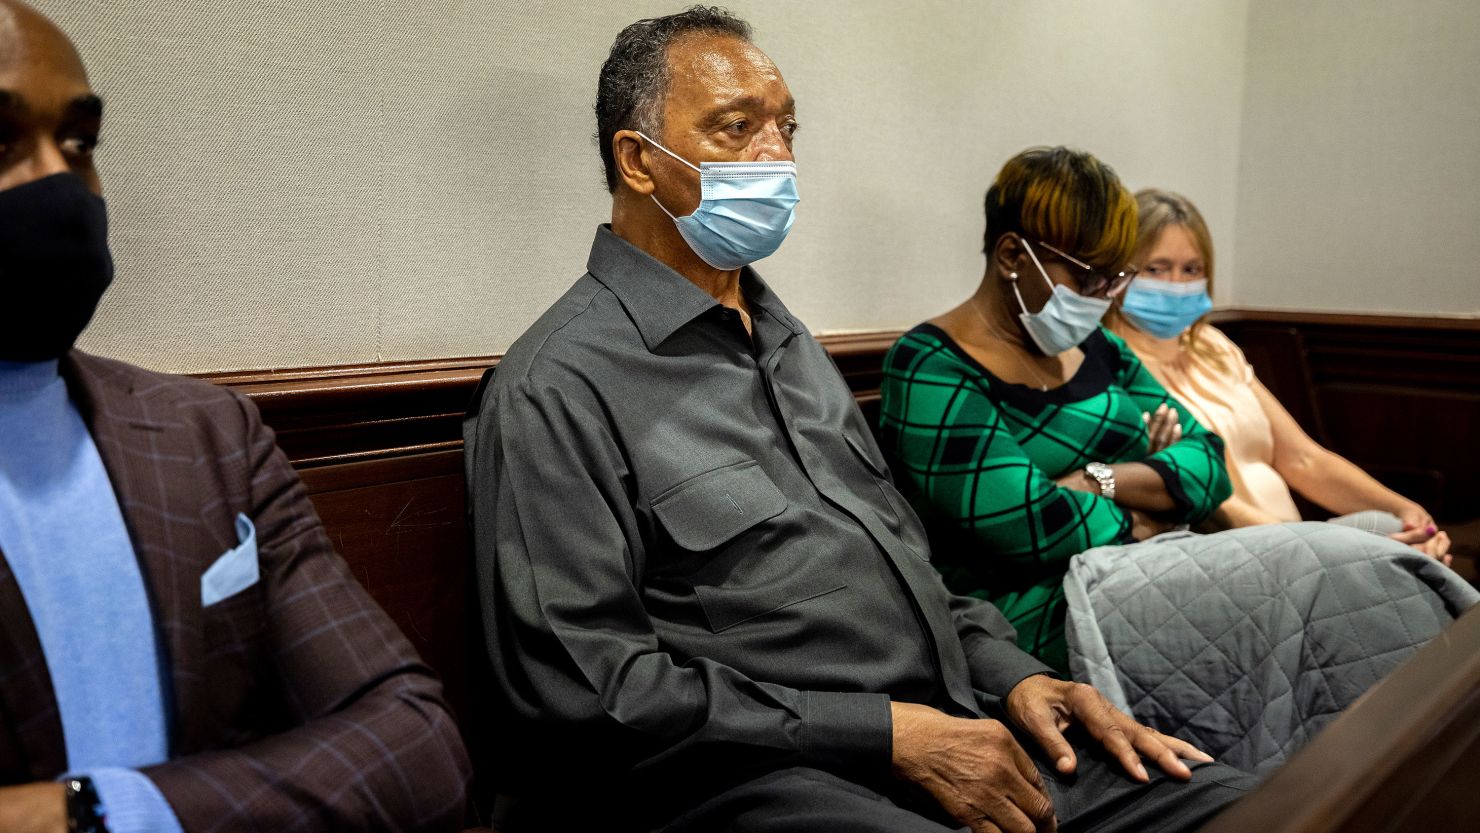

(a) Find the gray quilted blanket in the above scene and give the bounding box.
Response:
[1064,522,1478,772]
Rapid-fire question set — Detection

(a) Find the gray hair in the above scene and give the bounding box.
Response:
[595,6,752,193]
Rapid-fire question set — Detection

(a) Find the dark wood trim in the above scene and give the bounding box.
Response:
[204,356,500,388]
[296,448,464,494]
[1211,309,1480,529]
[193,311,1479,489]
[197,331,908,468]
[815,329,904,357]
[203,357,496,468]
[1198,605,1480,833]
[1210,308,1480,332]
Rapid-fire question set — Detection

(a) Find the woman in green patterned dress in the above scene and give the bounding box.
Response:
[879,147,1232,672]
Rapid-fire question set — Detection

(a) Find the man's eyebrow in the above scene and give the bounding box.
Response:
[63,94,104,120]
[704,94,797,118]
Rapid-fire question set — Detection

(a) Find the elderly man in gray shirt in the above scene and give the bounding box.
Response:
[465,7,1254,832]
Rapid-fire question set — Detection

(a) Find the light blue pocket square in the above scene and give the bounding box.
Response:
[201,514,259,607]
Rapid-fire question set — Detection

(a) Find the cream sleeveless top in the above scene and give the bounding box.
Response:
[1114,322,1302,524]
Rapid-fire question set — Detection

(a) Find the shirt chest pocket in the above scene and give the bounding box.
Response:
[651,460,788,552]
[652,460,845,632]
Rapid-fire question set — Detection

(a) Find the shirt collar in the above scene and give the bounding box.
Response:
[0,359,62,403]
[585,225,802,351]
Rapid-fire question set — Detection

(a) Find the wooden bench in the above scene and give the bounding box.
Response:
[202,313,1479,826]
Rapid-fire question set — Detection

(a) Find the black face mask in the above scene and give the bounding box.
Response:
[0,173,114,361]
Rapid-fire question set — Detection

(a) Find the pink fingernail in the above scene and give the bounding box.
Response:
[1427,525,1437,535]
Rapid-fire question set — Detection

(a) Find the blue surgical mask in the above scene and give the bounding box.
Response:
[638,132,799,270]
[1013,239,1112,355]
[1120,277,1213,340]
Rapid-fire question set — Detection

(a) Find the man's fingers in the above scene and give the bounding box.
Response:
[998,767,1057,833]
[1073,695,1148,782]
[995,728,1056,830]
[980,794,1042,833]
[1158,732,1214,764]
[952,778,1053,833]
[1105,725,1148,782]
[1130,726,1194,781]
[1017,707,1076,774]
[1011,742,1048,792]
[1080,713,1145,781]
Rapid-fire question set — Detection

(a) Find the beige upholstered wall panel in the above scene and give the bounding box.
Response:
[1233,0,1480,316]
[40,0,1248,373]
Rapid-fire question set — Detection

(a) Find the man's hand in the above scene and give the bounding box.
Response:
[0,782,66,833]
[1004,675,1212,783]
[891,702,1057,833]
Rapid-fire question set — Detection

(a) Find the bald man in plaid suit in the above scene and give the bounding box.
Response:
[0,2,469,831]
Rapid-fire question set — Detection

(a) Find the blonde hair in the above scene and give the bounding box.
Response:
[1117,188,1227,370]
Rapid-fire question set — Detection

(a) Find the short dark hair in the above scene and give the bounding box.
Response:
[595,6,753,193]
[982,146,1137,272]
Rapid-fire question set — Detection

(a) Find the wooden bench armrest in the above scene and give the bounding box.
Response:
[1198,604,1480,832]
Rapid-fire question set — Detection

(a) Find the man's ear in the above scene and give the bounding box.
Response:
[992,233,1028,283]
[613,130,655,195]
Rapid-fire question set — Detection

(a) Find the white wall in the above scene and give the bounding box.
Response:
[34,0,1250,373]
[1234,0,1480,315]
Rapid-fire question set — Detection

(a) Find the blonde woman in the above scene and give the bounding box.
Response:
[1108,189,1450,563]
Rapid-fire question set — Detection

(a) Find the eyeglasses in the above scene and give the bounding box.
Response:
[1036,240,1138,298]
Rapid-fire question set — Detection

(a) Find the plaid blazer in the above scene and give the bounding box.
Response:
[0,351,470,831]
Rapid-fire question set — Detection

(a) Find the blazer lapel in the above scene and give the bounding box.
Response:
[0,547,67,782]
[61,353,212,756]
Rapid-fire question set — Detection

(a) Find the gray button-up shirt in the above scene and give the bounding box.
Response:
[465,226,1050,805]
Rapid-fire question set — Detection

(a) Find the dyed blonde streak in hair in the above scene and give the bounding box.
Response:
[1013,165,1138,273]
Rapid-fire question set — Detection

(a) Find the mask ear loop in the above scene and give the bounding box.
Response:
[1011,237,1056,314]
[1007,270,1032,316]
[1019,238,1058,293]
[635,131,702,221]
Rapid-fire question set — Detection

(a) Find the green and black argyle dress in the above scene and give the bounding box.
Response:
[879,324,1231,672]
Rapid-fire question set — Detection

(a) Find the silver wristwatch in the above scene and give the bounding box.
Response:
[1084,462,1116,500]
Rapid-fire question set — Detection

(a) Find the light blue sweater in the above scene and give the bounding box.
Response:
[0,360,181,833]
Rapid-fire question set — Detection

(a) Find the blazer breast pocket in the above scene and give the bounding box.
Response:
[201,513,260,608]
